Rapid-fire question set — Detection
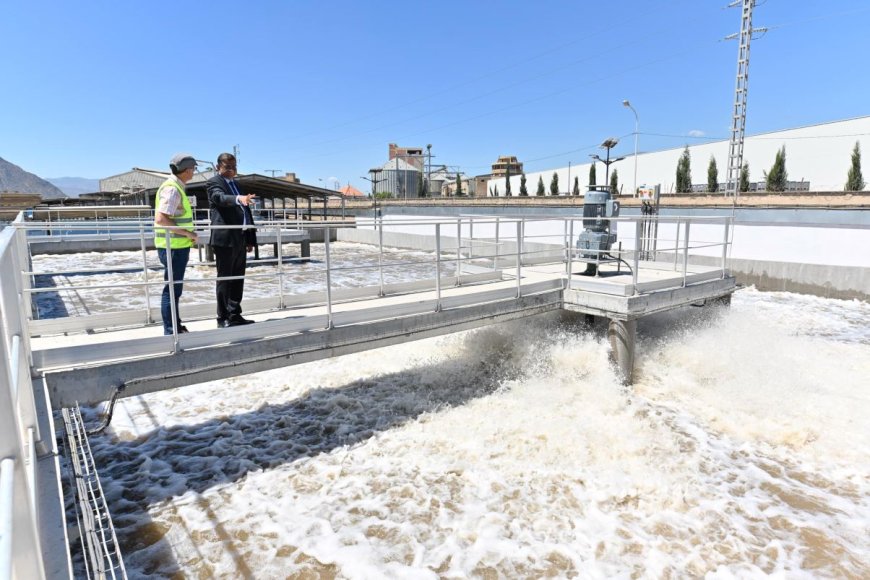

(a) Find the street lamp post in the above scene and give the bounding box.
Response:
[622,99,639,197]
[361,168,384,219]
[589,138,625,193]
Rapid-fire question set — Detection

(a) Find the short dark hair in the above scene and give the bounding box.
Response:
[217,153,236,168]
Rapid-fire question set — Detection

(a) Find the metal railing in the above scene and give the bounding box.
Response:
[17,213,733,340]
[0,214,46,580]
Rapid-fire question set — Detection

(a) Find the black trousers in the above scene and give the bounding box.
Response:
[213,244,247,321]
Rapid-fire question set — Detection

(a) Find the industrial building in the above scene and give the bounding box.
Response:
[486,116,870,196]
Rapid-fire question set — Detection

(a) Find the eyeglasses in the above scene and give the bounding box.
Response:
[221,164,237,170]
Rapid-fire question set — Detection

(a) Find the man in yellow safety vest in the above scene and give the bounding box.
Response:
[154,153,199,335]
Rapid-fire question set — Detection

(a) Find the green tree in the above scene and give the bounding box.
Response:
[519,173,528,196]
[764,145,787,192]
[550,172,559,195]
[845,141,865,191]
[589,163,597,186]
[676,146,692,193]
[707,156,719,192]
[454,173,463,196]
[417,172,425,198]
[573,176,580,196]
[536,175,545,196]
[505,165,512,196]
[739,162,750,193]
[610,168,619,195]
[493,184,499,197]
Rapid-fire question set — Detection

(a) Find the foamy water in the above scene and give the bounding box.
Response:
[69,286,869,578]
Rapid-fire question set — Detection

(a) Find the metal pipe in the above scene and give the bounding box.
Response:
[9,335,19,401]
[633,220,641,292]
[494,217,500,270]
[674,221,681,271]
[434,223,442,311]
[682,220,691,287]
[516,221,522,298]
[276,226,285,309]
[139,222,152,324]
[165,231,179,353]
[0,458,14,580]
[567,219,574,283]
[456,218,462,286]
[378,217,385,296]
[721,219,730,277]
[324,227,333,329]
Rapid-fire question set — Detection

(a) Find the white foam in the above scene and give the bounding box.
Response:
[58,260,869,577]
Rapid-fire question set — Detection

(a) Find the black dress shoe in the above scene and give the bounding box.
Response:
[217,319,227,328]
[178,325,189,334]
[227,317,255,326]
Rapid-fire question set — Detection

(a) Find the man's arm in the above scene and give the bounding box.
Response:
[155,211,198,241]
[207,179,239,208]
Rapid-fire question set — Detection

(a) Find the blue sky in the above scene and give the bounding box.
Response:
[2,0,867,190]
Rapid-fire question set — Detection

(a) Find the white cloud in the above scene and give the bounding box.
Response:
[688,129,705,137]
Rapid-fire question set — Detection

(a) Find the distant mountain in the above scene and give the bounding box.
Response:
[46,176,100,198]
[0,157,66,200]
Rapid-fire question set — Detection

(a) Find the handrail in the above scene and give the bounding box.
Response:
[17,212,732,337]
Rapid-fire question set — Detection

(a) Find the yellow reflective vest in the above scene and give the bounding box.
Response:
[154,178,194,249]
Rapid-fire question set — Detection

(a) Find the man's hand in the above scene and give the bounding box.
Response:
[239,193,256,206]
[189,231,199,243]
[246,245,253,252]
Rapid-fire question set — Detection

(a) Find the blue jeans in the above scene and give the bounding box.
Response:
[157,247,190,335]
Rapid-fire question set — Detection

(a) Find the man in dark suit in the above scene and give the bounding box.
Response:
[207,152,257,327]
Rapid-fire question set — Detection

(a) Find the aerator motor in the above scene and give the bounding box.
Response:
[577,185,620,275]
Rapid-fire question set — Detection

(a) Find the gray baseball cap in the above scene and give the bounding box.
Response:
[169,153,198,172]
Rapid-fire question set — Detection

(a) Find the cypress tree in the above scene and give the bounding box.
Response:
[845,141,865,191]
[676,146,692,193]
[505,165,512,197]
[764,146,787,192]
[610,168,619,195]
[589,163,597,186]
[455,173,462,196]
[707,156,719,192]
[519,173,528,196]
[573,176,580,195]
[550,172,559,195]
[493,184,498,196]
[536,176,545,196]
[739,162,750,193]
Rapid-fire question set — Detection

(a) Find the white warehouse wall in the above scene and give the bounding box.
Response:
[487,116,870,195]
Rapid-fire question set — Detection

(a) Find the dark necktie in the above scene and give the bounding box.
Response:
[228,180,247,226]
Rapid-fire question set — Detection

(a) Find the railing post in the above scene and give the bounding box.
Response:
[276,225,285,309]
[139,222,153,324]
[633,220,641,292]
[682,220,691,287]
[378,217,385,296]
[455,217,462,286]
[0,458,15,579]
[494,217,500,271]
[324,226,333,329]
[165,230,179,352]
[515,220,522,299]
[567,218,574,286]
[673,220,681,271]
[721,218,729,278]
[434,223,442,312]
